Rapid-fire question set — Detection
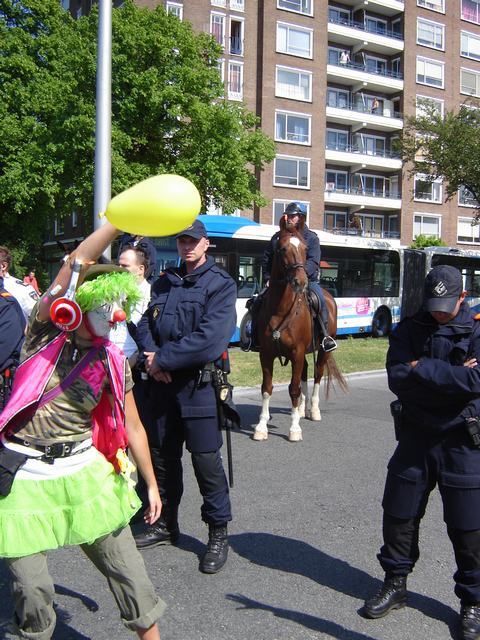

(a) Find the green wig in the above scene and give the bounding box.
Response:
[75,271,142,321]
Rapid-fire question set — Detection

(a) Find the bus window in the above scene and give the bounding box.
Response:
[237,255,261,298]
[213,254,228,272]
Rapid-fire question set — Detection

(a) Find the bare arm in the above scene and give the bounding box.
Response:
[37,222,120,323]
[124,390,162,525]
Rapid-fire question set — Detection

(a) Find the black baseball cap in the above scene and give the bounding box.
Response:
[175,218,208,240]
[423,265,464,314]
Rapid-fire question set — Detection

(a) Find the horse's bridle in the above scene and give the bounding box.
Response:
[274,245,308,294]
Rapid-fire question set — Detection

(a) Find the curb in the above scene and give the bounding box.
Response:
[233,368,386,397]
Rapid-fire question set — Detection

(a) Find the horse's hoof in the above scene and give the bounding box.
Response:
[309,411,322,422]
[288,431,303,442]
[253,430,268,441]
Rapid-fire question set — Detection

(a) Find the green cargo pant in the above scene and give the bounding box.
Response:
[5,525,166,639]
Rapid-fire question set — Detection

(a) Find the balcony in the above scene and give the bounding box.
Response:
[326,226,401,241]
[325,145,402,172]
[327,60,403,94]
[328,16,404,55]
[331,0,404,17]
[324,186,402,210]
[326,102,403,132]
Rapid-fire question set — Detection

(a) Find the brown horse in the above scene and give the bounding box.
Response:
[253,218,347,442]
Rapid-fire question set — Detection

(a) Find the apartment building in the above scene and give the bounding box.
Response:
[59,0,480,249]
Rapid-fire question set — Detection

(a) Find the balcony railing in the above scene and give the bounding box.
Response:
[325,186,401,199]
[328,59,403,80]
[325,144,401,159]
[326,227,401,239]
[326,100,403,119]
[328,15,403,40]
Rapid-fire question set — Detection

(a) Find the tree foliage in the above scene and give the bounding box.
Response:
[401,99,480,221]
[409,234,447,249]
[0,0,275,254]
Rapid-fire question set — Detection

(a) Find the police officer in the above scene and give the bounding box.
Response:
[262,202,336,352]
[0,275,25,410]
[363,265,480,640]
[0,246,39,322]
[134,218,236,574]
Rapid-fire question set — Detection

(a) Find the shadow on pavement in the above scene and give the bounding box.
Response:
[227,593,377,640]
[229,532,457,635]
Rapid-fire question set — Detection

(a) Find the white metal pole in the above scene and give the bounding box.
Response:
[93,0,112,259]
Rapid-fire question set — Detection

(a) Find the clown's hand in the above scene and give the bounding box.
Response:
[144,485,162,525]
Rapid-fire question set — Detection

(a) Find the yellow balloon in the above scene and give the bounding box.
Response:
[104,174,202,237]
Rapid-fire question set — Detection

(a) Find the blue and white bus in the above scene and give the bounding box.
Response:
[152,215,403,341]
[401,246,480,318]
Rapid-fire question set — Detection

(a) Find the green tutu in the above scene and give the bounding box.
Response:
[0,454,141,558]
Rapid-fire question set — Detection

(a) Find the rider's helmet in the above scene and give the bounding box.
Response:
[284,202,307,217]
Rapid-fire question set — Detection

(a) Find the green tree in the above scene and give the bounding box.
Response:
[401,99,480,221]
[0,0,275,261]
[409,234,447,249]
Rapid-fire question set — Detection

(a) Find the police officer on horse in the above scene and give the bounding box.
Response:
[245,202,336,353]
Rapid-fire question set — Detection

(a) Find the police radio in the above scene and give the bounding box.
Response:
[49,260,83,331]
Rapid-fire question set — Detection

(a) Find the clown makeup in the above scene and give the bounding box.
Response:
[86,300,126,337]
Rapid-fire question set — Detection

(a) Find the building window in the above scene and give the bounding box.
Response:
[462,0,480,25]
[71,211,78,228]
[277,23,313,58]
[210,13,226,47]
[326,129,349,151]
[227,61,243,100]
[461,31,480,61]
[417,18,444,50]
[326,88,349,109]
[416,56,444,88]
[274,156,310,188]
[166,2,183,19]
[324,210,347,232]
[277,0,313,17]
[325,170,348,192]
[275,111,311,145]
[273,200,310,225]
[461,68,480,96]
[459,186,479,207]
[211,0,226,6]
[416,94,444,118]
[458,217,480,243]
[353,174,390,197]
[414,213,441,239]
[54,218,65,236]
[61,0,70,9]
[417,0,445,13]
[365,16,388,36]
[230,18,244,55]
[275,65,312,101]
[230,0,244,11]
[414,175,442,202]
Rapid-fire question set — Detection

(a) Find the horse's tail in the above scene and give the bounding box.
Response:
[324,354,349,398]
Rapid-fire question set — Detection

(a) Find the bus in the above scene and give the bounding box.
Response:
[401,246,480,318]
[151,215,402,341]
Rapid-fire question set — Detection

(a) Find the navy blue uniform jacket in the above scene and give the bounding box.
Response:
[0,278,25,372]
[136,256,236,372]
[262,225,321,283]
[387,301,480,433]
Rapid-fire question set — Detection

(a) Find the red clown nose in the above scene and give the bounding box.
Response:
[112,309,126,324]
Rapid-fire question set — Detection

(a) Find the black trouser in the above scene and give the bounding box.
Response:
[379,512,480,604]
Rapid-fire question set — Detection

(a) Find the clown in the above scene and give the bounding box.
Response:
[0,223,164,640]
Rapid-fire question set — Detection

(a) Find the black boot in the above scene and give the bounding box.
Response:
[133,511,180,549]
[460,604,480,640]
[362,575,407,619]
[200,524,228,574]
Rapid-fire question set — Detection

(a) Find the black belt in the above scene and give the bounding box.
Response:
[7,435,92,463]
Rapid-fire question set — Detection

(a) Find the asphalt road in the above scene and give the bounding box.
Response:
[0,371,461,640]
